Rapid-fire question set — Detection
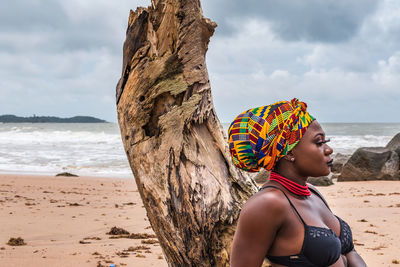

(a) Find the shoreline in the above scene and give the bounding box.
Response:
[0,171,134,179]
[1,174,400,266]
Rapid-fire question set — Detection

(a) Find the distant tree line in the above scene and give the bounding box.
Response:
[0,115,107,123]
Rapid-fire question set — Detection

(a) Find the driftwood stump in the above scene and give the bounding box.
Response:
[116,0,257,266]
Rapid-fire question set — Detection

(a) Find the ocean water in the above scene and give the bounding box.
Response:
[0,123,132,178]
[222,122,400,156]
[319,123,400,155]
[1,122,400,177]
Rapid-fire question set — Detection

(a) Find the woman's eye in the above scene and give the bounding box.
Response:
[316,139,330,146]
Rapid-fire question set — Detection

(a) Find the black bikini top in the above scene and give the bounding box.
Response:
[260,185,354,267]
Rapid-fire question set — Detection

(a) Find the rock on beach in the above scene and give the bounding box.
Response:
[338,147,399,181]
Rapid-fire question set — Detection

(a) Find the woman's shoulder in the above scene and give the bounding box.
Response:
[239,186,290,224]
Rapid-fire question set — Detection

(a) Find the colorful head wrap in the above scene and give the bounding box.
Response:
[228,98,315,172]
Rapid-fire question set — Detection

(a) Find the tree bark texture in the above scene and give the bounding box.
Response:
[116,0,258,266]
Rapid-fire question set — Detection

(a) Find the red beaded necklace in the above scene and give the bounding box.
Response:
[269,171,311,196]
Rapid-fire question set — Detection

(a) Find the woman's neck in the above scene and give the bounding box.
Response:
[268,171,311,196]
[273,165,308,186]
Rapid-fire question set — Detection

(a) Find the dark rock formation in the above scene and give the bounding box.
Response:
[338,147,399,181]
[331,173,340,181]
[386,133,400,157]
[308,176,333,186]
[331,153,350,173]
[55,172,79,177]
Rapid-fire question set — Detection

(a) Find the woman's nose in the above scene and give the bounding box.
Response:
[325,144,333,155]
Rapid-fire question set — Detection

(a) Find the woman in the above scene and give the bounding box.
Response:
[228,99,366,267]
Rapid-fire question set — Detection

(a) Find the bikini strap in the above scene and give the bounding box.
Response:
[259,185,306,225]
[308,186,332,211]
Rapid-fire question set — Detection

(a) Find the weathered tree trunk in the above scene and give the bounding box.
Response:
[116,0,257,266]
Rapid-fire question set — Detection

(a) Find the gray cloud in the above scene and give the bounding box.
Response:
[0,0,151,122]
[0,1,66,32]
[204,0,400,123]
[0,0,399,124]
[0,0,150,54]
[203,0,379,43]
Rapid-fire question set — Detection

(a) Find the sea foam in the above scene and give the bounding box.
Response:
[1,122,399,177]
[0,123,132,177]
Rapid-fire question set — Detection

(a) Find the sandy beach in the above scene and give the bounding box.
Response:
[318,181,400,266]
[1,174,400,266]
[0,174,167,267]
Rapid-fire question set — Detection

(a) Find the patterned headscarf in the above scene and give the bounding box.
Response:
[228,98,315,172]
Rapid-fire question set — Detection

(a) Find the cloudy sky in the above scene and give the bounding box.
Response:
[1,0,399,123]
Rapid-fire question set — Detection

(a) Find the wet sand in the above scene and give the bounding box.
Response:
[0,174,399,266]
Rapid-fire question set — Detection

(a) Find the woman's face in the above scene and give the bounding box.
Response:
[291,120,333,177]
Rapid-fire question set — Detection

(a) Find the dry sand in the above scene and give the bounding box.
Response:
[318,181,400,266]
[1,174,400,266]
[0,174,167,267]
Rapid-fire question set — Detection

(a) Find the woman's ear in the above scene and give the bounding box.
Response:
[284,151,295,162]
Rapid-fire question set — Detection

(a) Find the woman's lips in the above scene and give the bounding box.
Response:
[327,159,333,167]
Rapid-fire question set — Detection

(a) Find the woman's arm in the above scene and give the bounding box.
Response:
[230,191,287,267]
[345,249,367,267]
